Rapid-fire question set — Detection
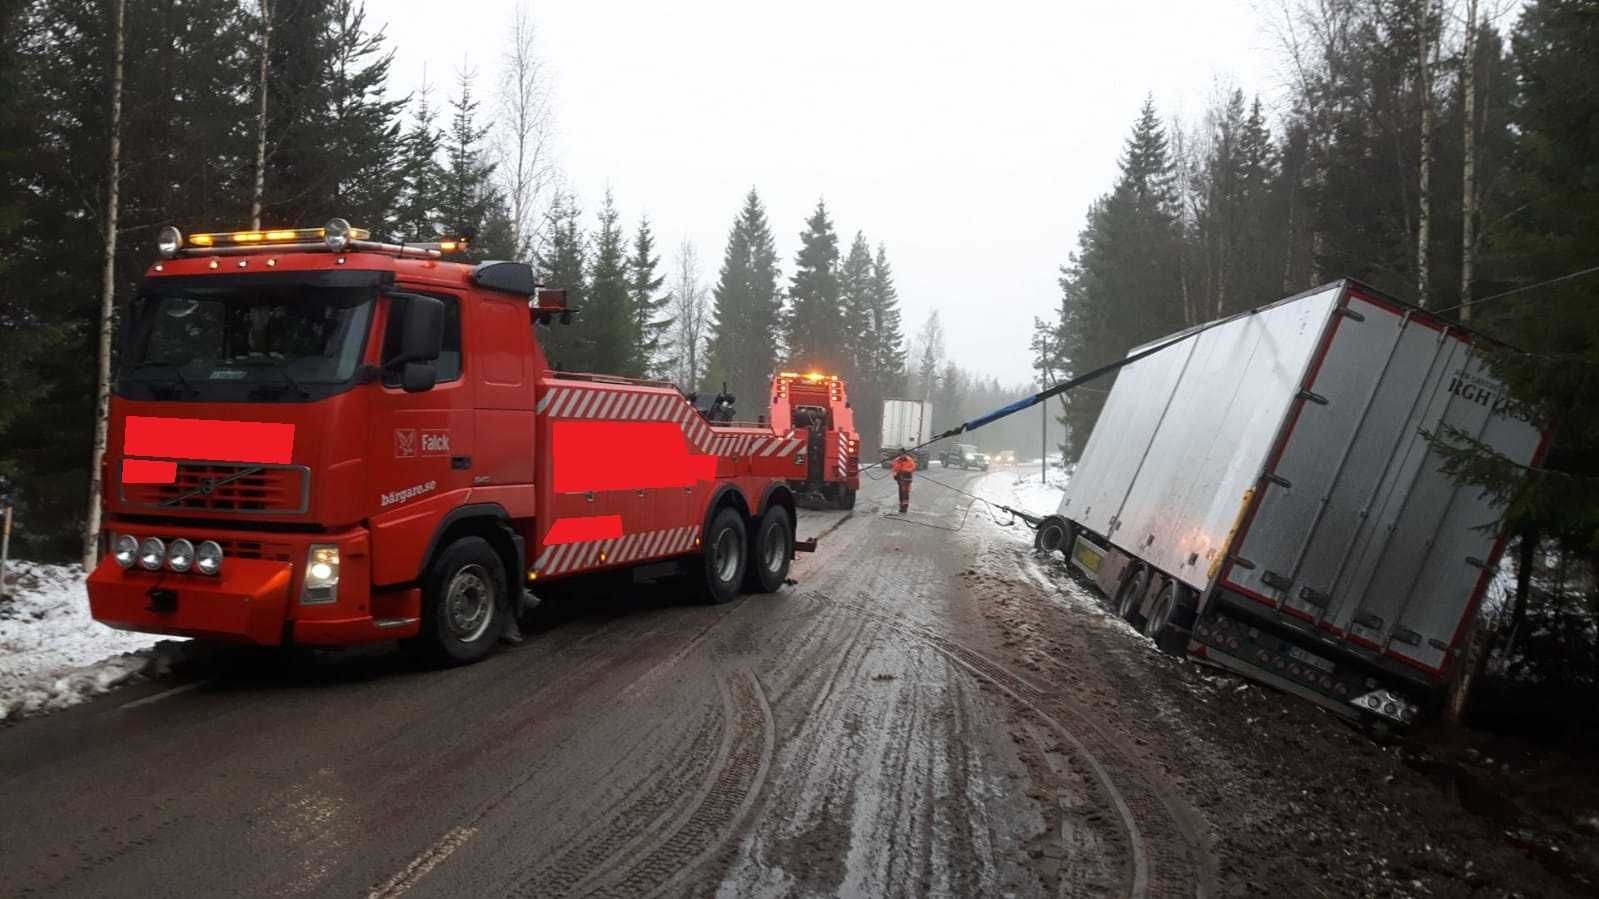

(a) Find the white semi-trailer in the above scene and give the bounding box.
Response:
[880,399,934,469]
[1046,280,1544,725]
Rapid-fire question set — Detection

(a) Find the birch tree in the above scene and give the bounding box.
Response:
[670,240,708,390]
[1459,0,1480,322]
[497,1,555,260]
[1415,0,1438,307]
[85,0,127,567]
[250,0,270,229]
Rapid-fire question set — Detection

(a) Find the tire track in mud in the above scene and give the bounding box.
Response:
[823,590,1216,899]
[508,669,773,898]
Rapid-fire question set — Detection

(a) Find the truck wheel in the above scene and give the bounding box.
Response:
[744,506,793,593]
[699,507,748,605]
[1033,516,1071,555]
[836,487,856,510]
[1145,581,1197,655]
[415,536,507,665]
[1113,565,1150,627]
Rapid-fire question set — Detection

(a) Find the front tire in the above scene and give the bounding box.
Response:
[415,536,506,665]
[744,506,794,593]
[699,507,748,604]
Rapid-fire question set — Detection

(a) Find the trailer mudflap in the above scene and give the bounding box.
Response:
[794,538,818,554]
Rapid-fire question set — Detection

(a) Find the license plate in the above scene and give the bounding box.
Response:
[1287,645,1334,674]
[1072,539,1102,573]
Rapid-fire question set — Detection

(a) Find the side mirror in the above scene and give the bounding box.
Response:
[386,293,445,368]
[401,361,438,393]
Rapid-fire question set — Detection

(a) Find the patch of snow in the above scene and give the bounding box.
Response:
[0,561,184,721]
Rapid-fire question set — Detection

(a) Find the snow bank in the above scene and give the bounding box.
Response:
[0,561,182,721]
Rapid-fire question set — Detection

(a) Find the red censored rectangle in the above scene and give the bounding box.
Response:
[122,459,178,484]
[543,515,624,545]
[125,416,295,464]
[551,421,715,493]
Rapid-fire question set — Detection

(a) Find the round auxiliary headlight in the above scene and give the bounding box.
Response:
[195,540,224,576]
[138,537,166,572]
[324,218,352,251]
[157,226,183,258]
[114,534,139,569]
[166,538,195,573]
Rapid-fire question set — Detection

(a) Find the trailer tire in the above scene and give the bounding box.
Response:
[836,487,856,511]
[412,536,507,666]
[1145,581,1196,655]
[699,507,748,605]
[744,506,794,593]
[1033,516,1071,555]
[1113,565,1150,628]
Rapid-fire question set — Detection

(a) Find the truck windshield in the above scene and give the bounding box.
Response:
[119,279,375,402]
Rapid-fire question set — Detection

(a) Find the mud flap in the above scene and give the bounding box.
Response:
[794,538,818,554]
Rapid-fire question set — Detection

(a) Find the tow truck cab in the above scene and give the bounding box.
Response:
[88,221,804,662]
[768,371,860,510]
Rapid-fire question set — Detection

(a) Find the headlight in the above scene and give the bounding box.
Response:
[324,218,352,251]
[114,534,139,569]
[195,540,224,576]
[157,226,183,258]
[302,544,340,604]
[138,537,166,571]
[166,538,195,573]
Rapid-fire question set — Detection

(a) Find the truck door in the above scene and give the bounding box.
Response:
[367,291,475,585]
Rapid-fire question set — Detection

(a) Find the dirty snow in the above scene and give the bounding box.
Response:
[0,561,182,721]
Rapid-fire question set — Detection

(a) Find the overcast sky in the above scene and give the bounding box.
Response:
[375,0,1284,386]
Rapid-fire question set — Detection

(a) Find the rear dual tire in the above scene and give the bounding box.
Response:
[1144,581,1197,655]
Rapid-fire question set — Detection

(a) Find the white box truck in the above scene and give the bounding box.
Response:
[1049,280,1544,726]
[880,399,934,469]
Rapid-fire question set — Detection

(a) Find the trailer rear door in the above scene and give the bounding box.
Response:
[1226,288,1544,677]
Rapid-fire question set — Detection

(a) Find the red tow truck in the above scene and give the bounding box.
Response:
[87,220,810,663]
[768,371,861,510]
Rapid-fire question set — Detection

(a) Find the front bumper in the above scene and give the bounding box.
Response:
[87,523,418,646]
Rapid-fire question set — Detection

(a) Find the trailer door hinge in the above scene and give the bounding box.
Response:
[1465,556,1492,570]
[1261,570,1293,591]
[1263,472,1292,489]
[1226,555,1256,571]
[1297,389,1329,406]
[1298,586,1331,608]
[1352,611,1383,630]
[1391,627,1422,646]
[1337,306,1366,322]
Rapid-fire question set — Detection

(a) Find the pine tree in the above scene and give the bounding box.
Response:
[439,68,498,248]
[535,193,589,371]
[1053,99,1186,453]
[706,188,783,414]
[628,217,672,377]
[867,244,907,392]
[838,231,874,379]
[585,190,636,375]
[395,77,446,241]
[783,199,845,373]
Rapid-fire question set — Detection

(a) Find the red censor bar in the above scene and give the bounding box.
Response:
[125,416,296,465]
[552,421,716,493]
[122,459,178,484]
[543,515,625,545]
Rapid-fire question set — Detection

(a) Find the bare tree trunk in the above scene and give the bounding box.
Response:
[85,0,127,568]
[1414,0,1435,308]
[498,1,554,260]
[250,0,270,230]
[1459,0,1479,323]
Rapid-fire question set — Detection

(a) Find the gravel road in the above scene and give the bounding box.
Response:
[0,468,1581,898]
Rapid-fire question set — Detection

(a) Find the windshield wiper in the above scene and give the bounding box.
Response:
[230,358,311,398]
[128,360,197,397]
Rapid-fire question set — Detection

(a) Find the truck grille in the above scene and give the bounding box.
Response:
[122,462,309,515]
[213,538,295,562]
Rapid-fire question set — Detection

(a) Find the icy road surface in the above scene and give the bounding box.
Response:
[0,467,1581,897]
